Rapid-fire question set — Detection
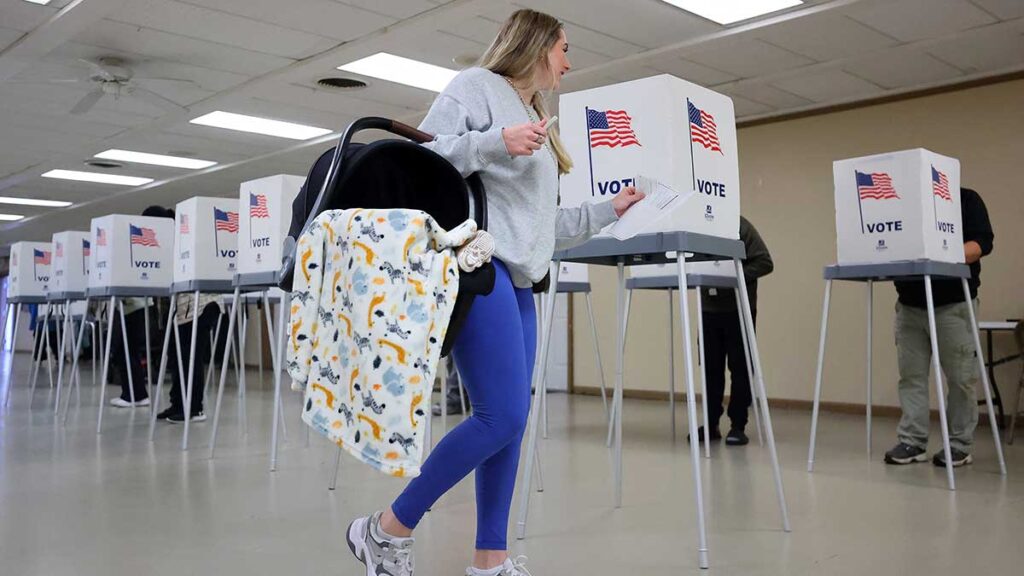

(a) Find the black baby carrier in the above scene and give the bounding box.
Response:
[278,117,495,357]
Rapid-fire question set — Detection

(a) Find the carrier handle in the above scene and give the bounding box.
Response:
[278,117,487,290]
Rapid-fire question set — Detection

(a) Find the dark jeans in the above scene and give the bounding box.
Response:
[110,308,149,402]
[703,309,756,431]
[167,305,220,414]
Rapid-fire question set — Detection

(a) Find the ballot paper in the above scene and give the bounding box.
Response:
[607,175,693,241]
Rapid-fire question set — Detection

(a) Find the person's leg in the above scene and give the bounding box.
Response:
[469,282,536,569]
[386,261,530,537]
[725,309,753,432]
[936,300,979,456]
[124,309,149,401]
[186,305,220,414]
[702,311,728,433]
[894,303,932,451]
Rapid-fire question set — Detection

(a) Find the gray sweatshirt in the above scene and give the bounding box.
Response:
[419,67,618,289]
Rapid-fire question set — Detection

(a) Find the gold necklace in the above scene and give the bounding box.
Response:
[503,76,556,163]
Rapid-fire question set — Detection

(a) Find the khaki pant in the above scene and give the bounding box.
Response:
[895,300,979,453]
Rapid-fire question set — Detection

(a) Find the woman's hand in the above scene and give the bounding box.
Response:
[612,186,645,217]
[502,119,548,157]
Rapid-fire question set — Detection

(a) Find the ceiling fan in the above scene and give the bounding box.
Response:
[17,57,196,115]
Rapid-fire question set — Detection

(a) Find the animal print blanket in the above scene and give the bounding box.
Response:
[287,208,476,477]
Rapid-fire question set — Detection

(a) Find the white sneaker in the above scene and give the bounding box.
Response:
[347,511,415,576]
[109,397,151,408]
[467,556,534,576]
[167,411,206,423]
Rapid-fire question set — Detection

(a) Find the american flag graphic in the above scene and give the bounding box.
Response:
[931,166,951,201]
[586,109,641,148]
[855,171,899,200]
[82,239,91,257]
[214,208,239,232]
[55,242,63,258]
[180,214,190,234]
[96,228,107,247]
[688,101,722,154]
[130,225,159,247]
[34,249,51,265]
[249,193,269,219]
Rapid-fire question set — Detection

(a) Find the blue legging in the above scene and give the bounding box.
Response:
[391,260,536,550]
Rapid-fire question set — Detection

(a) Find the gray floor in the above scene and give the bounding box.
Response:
[1,351,1022,576]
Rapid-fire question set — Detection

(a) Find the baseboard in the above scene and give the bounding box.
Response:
[572,386,1003,426]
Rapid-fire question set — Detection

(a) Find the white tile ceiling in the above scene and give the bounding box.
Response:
[0,0,1021,246]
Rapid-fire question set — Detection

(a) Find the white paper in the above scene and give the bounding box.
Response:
[607,175,693,241]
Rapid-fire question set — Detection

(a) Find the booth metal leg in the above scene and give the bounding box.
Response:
[924,276,956,490]
[584,292,609,419]
[148,298,178,441]
[696,290,710,457]
[960,278,1007,475]
[96,297,118,434]
[3,303,22,407]
[866,280,874,460]
[734,258,791,532]
[807,280,833,471]
[676,255,709,569]
[53,303,72,414]
[607,287,632,448]
[515,261,561,540]
[209,288,241,458]
[268,293,287,472]
[29,304,52,403]
[181,291,202,451]
[63,299,92,424]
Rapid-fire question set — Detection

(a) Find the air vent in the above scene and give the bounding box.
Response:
[317,77,368,90]
[84,159,124,169]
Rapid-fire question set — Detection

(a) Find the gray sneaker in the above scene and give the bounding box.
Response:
[466,556,534,576]
[347,511,415,576]
[884,442,928,465]
[932,448,973,468]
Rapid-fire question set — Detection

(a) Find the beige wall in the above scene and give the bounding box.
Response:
[571,78,1024,411]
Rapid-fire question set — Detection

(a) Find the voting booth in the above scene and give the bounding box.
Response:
[88,215,174,295]
[559,74,740,240]
[50,231,91,300]
[173,196,240,292]
[236,174,303,285]
[8,241,52,301]
[833,148,963,265]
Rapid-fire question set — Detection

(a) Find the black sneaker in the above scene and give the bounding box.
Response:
[156,407,180,421]
[687,426,721,443]
[725,428,749,446]
[168,411,206,423]
[932,448,973,468]
[884,442,928,464]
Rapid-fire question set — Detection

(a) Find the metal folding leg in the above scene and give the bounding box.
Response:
[924,276,956,490]
[696,291,710,457]
[735,290,763,446]
[866,280,874,459]
[583,292,609,417]
[3,303,23,407]
[64,300,93,424]
[960,278,1007,475]
[96,297,118,434]
[180,291,202,451]
[209,287,241,457]
[269,292,288,471]
[148,297,179,440]
[117,300,136,406]
[734,258,790,532]
[515,261,562,540]
[54,302,72,414]
[807,280,833,471]
[675,255,709,568]
[29,304,52,403]
[607,286,631,448]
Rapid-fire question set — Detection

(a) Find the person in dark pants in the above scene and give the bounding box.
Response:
[107,299,151,407]
[157,296,221,422]
[690,216,773,446]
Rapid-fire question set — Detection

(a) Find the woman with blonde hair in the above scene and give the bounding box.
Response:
[346,9,644,576]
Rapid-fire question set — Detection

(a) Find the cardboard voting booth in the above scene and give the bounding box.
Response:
[173,197,240,290]
[559,74,740,240]
[237,174,304,283]
[50,231,91,299]
[8,241,52,301]
[88,215,174,295]
[833,149,963,265]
